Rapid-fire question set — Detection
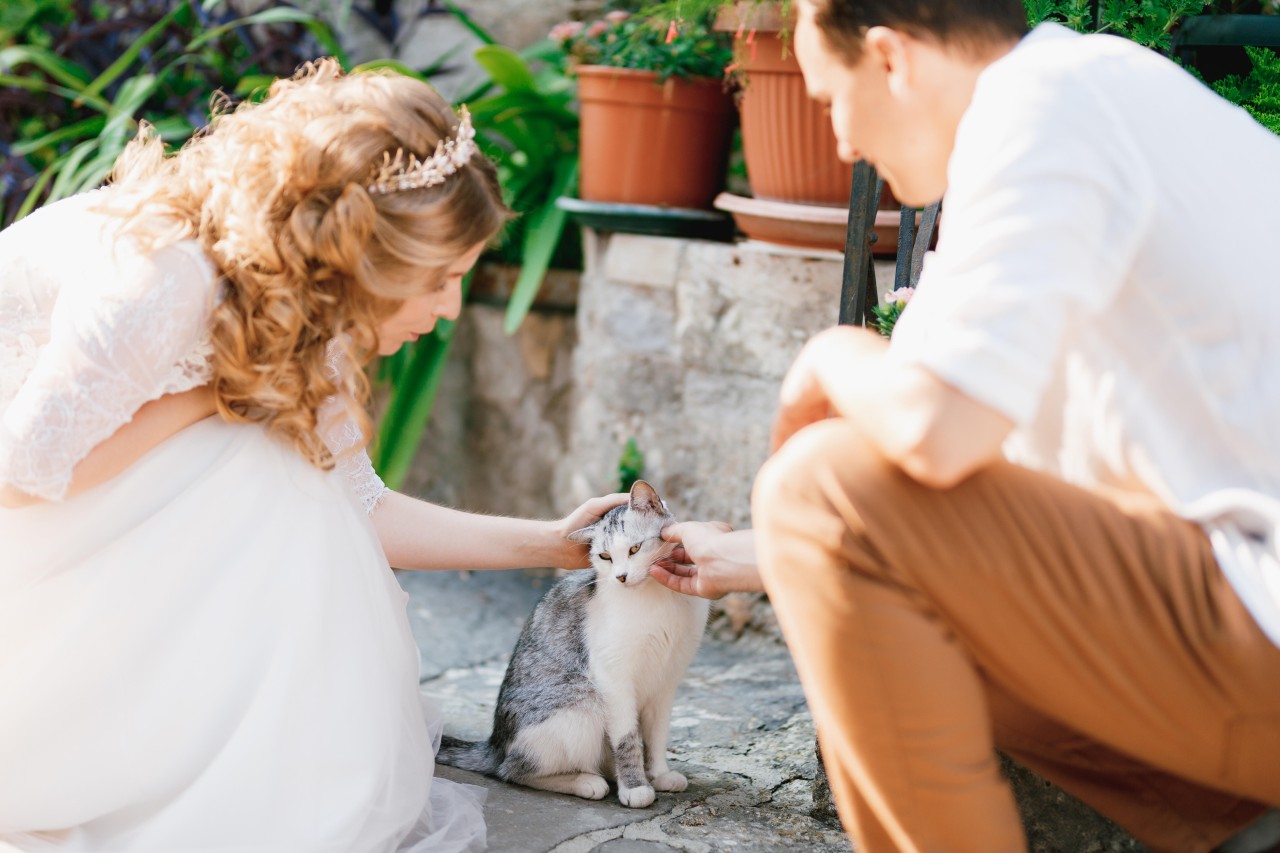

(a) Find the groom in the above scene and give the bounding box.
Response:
[652,0,1280,851]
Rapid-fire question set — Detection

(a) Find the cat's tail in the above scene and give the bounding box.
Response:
[436,734,501,775]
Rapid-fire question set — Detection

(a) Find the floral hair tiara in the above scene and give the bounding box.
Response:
[366,106,477,195]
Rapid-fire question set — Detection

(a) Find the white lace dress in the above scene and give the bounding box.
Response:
[0,192,486,852]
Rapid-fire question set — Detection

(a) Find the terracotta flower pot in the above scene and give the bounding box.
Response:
[717,3,853,206]
[576,66,736,209]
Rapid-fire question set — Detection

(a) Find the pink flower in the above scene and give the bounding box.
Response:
[549,20,584,42]
[605,10,630,23]
[586,20,609,38]
[888,286,915,306]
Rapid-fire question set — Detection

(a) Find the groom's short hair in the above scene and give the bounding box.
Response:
[807,0,1029,63]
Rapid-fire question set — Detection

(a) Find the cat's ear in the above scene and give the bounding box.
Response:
[566,526,595,544]
[629,480,665,515]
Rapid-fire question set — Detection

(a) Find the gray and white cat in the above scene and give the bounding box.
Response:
[437,480,709,808]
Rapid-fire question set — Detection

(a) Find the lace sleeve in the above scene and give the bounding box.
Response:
[0,241,216,501]
[320,343,390,514]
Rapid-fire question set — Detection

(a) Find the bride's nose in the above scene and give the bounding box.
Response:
[435,280,463,320]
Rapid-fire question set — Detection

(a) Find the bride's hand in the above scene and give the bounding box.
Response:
[552,493,628,569]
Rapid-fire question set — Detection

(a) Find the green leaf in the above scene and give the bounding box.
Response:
[503,157,577,334]
[417,43,464,79]
[147,114,196,142]
[10,115,106,157]
[15,158,60,222]
[45,139,99,205]
[444,0,497,46]
[468,89,578,129]
[101,73,160,150]
[520,38,565,65]
[474,45,537,93]
[0,72,88,104]
[0,45,92,89]
[186,7,317,50]
[78,3,186,108]
[68,150,120,195]
[232,73,275,98]
[304,20,349,70]
[531,65,576,98]
[617,438,645,492]
[372,272,475,489]
[352,58,431,82]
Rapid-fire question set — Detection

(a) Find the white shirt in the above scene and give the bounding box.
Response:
[888,24,1280,645]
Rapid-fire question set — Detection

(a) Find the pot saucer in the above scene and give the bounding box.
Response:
[713,192,906,255]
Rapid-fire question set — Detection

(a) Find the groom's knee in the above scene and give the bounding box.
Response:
[752,419,894,529]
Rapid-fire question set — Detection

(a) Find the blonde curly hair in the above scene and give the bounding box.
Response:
[97,58,512,472]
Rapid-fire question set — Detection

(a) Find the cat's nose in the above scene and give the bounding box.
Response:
[615,573,627,584]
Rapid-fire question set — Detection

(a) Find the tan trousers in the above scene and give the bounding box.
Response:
[752,420,1280,853]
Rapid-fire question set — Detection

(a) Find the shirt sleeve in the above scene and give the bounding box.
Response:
[886,62,1155,426]
[0,240,215,501]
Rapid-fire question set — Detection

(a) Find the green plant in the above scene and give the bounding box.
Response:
[617,438,647,492]
[551,7,733,80]
[1025,0,1210,50]
[870,287,913,337]
[371,269,475,490]
[636,0,795,29]
[1021,0,1280,134]
[1212,45,1280,131]
[466,42,580,334]
[0,0,344,227]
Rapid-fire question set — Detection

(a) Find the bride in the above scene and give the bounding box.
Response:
[0,59,620,852]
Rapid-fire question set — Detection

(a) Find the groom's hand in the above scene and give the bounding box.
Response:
[653,521,761,599]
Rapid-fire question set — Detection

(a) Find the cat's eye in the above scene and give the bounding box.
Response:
[599,552,612,561]
[628,544,641,556]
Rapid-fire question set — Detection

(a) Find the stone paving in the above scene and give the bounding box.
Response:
[400,568,852,853]
[401,567,1153,853]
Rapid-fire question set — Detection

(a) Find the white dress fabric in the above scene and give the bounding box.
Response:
[0,192,487,852]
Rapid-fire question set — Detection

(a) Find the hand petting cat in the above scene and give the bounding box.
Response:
[652,523,763,599]
[555,492,630,568]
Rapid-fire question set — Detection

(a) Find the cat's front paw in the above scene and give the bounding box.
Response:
[618,784,656,808]
[572,773,610,800]
[650,770,688,792]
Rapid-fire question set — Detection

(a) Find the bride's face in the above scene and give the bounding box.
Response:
[376,242,485,356]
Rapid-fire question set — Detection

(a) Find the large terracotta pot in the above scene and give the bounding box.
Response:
[576,66,736,209]
[717,3,853,206]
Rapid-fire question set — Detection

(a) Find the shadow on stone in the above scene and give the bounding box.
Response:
[810,740,1147,852]
[1000,754,1147,853]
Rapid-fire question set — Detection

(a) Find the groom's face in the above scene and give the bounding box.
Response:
[794,0,952,206]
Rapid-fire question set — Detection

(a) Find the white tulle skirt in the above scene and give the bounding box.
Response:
[0,418,486,852]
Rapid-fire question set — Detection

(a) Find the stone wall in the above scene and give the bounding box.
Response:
[554,232,896,528]
[406,234,894,526]
[402,266,579,521]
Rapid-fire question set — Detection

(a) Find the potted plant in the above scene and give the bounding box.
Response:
[714,0,855,205]
[551,8,737,209]
[636,0,904,252]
